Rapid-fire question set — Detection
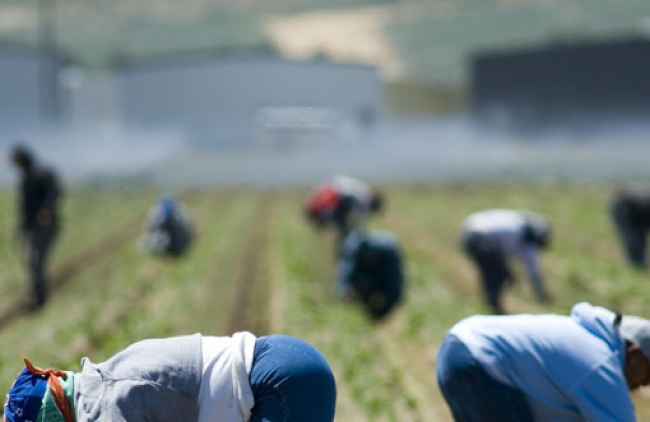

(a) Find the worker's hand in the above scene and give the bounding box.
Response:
[37,209,52,227]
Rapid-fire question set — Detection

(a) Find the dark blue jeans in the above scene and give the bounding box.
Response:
[249,335,337,422]
[611,202,648,267]
[25,226,57,307]
[436,334,533,422]
[463,233,511,314]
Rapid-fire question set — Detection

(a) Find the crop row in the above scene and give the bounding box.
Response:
[1,183,649,420]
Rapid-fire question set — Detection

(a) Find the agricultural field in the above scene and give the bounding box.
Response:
[1,181,650,420]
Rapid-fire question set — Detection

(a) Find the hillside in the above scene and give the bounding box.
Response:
[2,0,649,86]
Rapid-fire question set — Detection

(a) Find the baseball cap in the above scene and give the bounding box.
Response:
[620,315,650,360]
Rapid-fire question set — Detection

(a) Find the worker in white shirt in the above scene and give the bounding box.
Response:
[460,209,552,314]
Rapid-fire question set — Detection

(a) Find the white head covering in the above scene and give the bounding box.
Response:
[620,315,650,359]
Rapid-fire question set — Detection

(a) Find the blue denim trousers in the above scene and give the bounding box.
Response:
[436,334,534,422]
[249,335,337,422]
[462,233,511,315]
[611,203,648,267]
[25,226,57,307]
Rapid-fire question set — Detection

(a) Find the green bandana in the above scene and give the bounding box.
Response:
[37,371,75,422]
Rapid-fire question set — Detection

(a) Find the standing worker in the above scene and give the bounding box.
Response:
[436,302,650,421]
[610,188,650,268]
[460,209,551,314]
[9,144,62,309]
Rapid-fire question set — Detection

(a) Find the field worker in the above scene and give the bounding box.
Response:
[337,229,405,320]
[142,194,193,257]
[3,331,336,422]
[460,209,551,314]
[610,188,650,268]
[305,175,384,239]
[436,302,650,421]
[9,143,62,309]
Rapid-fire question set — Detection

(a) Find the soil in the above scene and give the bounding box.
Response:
[0,190,202,331]
[223,194,273,335]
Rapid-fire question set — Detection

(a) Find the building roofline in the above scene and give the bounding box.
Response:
[472,33,650,61]
[114,46,378,73]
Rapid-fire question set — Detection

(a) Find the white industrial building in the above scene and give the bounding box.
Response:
[0,49,383,147]
[118,54,383,147]
[0,51,385,184]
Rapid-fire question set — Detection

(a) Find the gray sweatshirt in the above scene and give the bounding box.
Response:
[74,334,203,421]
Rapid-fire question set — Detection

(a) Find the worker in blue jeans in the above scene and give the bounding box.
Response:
[4,331,336,422]
[249,335,336,420]
[436,302,650,421]
[436,333,534,421]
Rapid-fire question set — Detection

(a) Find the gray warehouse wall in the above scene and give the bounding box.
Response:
[0,46,63,135]
[0,51,43,130]
[119,56,383,147]
[470,36,650,131]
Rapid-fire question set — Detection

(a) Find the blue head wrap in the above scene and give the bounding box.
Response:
[4,366,47,422]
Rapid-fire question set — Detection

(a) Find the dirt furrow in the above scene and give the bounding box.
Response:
[0,190,201,331]
[73,191,229,357]
[269,196,369,421]
[0,213,146,331]
[374,319,450,421]
[313,234,429,422]
[50,189,202,291]
[223,194,272,335]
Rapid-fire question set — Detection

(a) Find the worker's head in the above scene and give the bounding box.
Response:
[523,214,551,249]
[10,144,34,173]
[4,359,75,422]
[369,189,385,213]
[158,194,177,217]
[620,315,650,390]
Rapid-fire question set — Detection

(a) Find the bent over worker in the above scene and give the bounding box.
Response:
[337,229,405,320]
[436,302,650,421]
[460,209,551,314]
[142,194,193,257]
[305,175,384,239]
[4,331,336,422]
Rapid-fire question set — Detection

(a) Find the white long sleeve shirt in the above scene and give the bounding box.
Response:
[462,209,544,288]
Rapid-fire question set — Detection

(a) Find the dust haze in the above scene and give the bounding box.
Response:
[2,115,649,188]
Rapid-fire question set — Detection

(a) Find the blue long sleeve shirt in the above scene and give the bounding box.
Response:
[450,302,635,421]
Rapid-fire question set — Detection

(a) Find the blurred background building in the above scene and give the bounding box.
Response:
[1,0,650,185]
[118,54,382,148]
[0,42,65,129]
[471,36,650,133]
